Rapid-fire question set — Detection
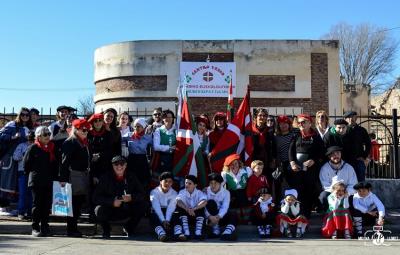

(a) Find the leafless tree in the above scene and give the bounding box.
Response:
[77,95,95,116]
[323,23,399,93]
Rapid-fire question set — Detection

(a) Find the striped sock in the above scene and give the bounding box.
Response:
[155,226,166,236]
[265,225,271,235]
[195,217,204,236]
[174,225,182,235]
[353,217,363,234]
[222,224,235,235]
[180,216,190,236]
[212,225,220,235]
[258,226,265,235]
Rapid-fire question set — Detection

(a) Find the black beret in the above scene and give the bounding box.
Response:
[30,108,40,115]
[159,172,173,181]
[208,173,224,183]
[353,182,372,190]
[56,105,70,112]
[333,119,348,125]
[343,111,357,118]
[325,146,342,156]
[111,155,127,164]
[185,175,198,185]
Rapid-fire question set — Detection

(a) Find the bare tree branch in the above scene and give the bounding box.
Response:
[77,95,95,116]
[323,22,399,92]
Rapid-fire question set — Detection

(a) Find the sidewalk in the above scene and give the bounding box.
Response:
[1,209,399,238]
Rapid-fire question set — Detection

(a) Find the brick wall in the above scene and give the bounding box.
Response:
[249,75,295,91]
[310,53,329,113]
[95,76,167,94]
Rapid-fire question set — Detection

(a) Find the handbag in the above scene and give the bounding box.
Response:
[51,181,73,217]
[69,169,89,196]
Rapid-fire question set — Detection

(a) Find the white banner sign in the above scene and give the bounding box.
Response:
[180,62,236,97]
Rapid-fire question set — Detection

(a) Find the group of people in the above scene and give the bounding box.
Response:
[0,105,385,240]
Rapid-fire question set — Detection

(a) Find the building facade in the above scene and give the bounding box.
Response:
[94,40,341,116]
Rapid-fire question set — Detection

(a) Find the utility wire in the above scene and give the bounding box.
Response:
[0,87,94,92]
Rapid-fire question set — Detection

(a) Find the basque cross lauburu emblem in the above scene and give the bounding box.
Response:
[203,72,213,82]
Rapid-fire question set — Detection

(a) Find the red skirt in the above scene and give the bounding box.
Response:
[276,213,309,226]
[321,208,353,238]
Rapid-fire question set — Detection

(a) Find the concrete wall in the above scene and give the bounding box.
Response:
[368,179,400,209]
[94,40,341,115]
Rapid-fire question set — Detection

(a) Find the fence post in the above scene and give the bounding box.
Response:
[392,109,399,179]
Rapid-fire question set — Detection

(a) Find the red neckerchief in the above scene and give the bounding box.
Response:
[115,173,126,182]
[300,128,317,139]
[90,127,106,137]
[252,122,268,145]
[77,136,88,147]
[34,140,55,161]
[131,130,145,140]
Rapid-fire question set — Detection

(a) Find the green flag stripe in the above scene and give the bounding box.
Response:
[172,144,194,175]
[210,142,239,162]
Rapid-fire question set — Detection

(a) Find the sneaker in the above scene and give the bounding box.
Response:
[258,226,266,238]
[265,226,271,238]
[344,234,351,239]
[331,235,337,239]
[286,230,293,238]
[296,231,303,238]
[177,233,187,241]
[32,229,42,237]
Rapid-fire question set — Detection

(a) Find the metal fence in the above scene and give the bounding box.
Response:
[1,106,399,179]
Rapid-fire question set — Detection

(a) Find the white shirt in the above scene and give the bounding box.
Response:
[153,125,176,152]
[319,160,358,194]
[353,192,385,218]
[259,197,273,214]
[328,194,349,210]
[176,188,207,209]
[281,200,300,217]
[150,186,178,222]
[205,186,230,218]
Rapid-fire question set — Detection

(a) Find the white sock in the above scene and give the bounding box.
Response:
[174,225,182,235]
[180,216,190,236]
[353,217,363,234]
[212,225,220,235]
[258,226,265,235]
[155,226,166,236]
[195,217,204,236]
[222,224,235,235]
[265,225,271,235]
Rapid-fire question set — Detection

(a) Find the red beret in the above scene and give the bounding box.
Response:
[88,113,104,124]
[277,115,292,124]
[72,119,90,129]
[214,112,227,120]
[195,116,209,126]
[224,153,241,167]
[297,114,312,122]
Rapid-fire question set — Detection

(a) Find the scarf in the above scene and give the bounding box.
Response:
[34,140,55,162]
[77,136,88,147]
[115,173,126,182]
[252,122,268,145]
[90,128,106,137]
[131,130,145,140]
[300,128,316,140]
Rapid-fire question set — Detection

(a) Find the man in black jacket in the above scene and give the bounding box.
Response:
[93,155,147,238]
[344,111,371,182]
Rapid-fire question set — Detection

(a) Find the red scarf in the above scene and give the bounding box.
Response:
[300,128,317,139]
[77,136,88,147]
[115,173,125,182]
[90,128,106,137]
[131,130,145,140]
[252,122,268,145]
[35,140,55,161]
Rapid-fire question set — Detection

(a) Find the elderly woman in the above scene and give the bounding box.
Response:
[60,119,91,237]
[288,114,325,218]
[23,126,57,237]
[93,155,146,238]
[123,118,152,187]
[315,110,330,140]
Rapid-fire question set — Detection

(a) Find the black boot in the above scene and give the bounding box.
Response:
[101,223,111,239]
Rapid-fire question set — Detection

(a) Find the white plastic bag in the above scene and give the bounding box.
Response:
[51,181,73,217]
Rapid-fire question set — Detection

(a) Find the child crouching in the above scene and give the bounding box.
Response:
[276,189,308,238]
[350,182,385,238]
[252,187,275,238]
[174,175,207,240]
[321,181,352,239]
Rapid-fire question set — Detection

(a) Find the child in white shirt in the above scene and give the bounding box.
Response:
[252,187,275,238]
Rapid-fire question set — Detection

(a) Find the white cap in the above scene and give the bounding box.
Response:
[133,118,148,129]
[284,189,298,199]
[34,126,50,138]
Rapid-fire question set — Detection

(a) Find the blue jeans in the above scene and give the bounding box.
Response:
[17,172,32,215]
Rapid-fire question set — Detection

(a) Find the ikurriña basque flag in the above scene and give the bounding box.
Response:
[210,87,253,172]
[172,83,207,187]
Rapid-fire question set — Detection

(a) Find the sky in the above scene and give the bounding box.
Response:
[0,0,399,113]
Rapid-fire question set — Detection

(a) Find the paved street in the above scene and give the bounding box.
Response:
[0,234,399,255]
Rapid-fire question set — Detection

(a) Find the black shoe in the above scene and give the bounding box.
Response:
[32,229,42,237]
[41,225,51,237]
[221,233,237,241]
[102,232,111,239]
[67,230,82,238]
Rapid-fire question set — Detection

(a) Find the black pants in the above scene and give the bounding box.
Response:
[128,154,151,188]
[67,194,86,233]
[95,201,147,234]
[206,199,237,227]
[252,210,275,226]
[349,195,378,226]
[31,185,52,231]
[319,191,331,212]
[229,189,249,208]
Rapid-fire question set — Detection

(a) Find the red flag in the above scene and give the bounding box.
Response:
[227,71,234,122]
[210,87,253,172]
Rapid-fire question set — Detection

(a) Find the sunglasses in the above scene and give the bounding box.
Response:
[20,113,29,117]
[42,132,51,137]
